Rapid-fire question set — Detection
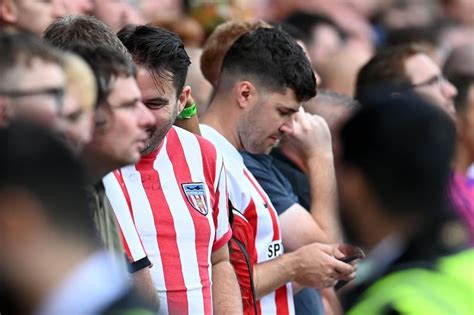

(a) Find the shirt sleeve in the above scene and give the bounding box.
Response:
[212,153,232,252]
[103,172,151,273]
[242,153,298,215]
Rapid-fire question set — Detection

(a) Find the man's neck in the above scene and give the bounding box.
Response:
[201,97,242,150]
[80,152,113,185]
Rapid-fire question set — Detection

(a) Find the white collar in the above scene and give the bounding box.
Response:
[200,124,244,165]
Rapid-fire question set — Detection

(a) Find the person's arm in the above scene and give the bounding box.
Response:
[279,109,341,248]
[133,267,160,311]
[253,243,355,300]
[174,94,201,135]
[212,244,243,314]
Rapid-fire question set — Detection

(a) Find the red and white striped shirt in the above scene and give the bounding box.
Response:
[201,124,295,315]
[103,126,232,315]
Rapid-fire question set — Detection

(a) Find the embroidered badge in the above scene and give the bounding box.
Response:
[182,183,208,215]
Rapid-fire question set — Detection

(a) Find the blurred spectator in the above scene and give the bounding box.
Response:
[0,0,65,36]
[0,32,65,129]
[44,15,131,57]
[285,12,346,72]
[92,0,144,32]
[0,122,154,315]
[44,16,159,309]
[301,1,375,49]
[376,0,440,31]
[356,44,457,114]
[318,44,372,97]
[439,24,474,53]
[185,47,213,115]
[441,0,474,25]
[62,0,93,15]
[200,20,271,87]
[139,0,183,21]
[151,16,205,47]
[449,74,474,243]
[385,25,445,64]
[339,95,471,314]
[59,53,97,154]
[444,43,474,79]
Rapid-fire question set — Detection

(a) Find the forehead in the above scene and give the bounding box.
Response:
[404,53,440,84]
[265,88,300,110]
[5,58,64,90]
[107,75,141,105]
[136,66,177,101]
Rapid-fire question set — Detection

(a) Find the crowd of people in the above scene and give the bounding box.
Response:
[0,0,473,314]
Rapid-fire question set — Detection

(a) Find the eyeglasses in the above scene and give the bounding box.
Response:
[0,87,65,113]
[406,74,446,90]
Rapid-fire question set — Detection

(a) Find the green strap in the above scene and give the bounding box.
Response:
[177,101,197,120]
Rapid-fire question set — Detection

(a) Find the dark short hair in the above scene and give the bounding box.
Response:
[69,44,136,107]
[43,15,130,57]
[0,32,64,90]
[220,27,316,102]
[0,122,96,241]
[450,74,474,113]
[340,94,455,217]
[118,24,191,97]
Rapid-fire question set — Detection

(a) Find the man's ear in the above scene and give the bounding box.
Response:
[0,0,19,24]
[177,85,191,113]
[235,81,256,109]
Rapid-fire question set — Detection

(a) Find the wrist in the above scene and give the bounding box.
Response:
[177,101,197,120]
[283,251,300,282]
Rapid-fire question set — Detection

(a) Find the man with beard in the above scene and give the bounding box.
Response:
[102,25,241,314]
[200,27,357,314]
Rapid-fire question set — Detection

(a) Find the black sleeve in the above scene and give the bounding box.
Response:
[128,256,152,273]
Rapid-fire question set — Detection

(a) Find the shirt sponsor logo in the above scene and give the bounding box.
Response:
[267,240,283,259]
[182,182,209,216]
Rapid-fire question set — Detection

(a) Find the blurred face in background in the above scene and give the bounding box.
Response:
[0,58,65,129]
[0,0,65,35]
[62,0,93,15]
[93,0,143,32]
[309,24,344,71]
[59,54,96,154]
[83,75,155,168]
[404,53,458,114]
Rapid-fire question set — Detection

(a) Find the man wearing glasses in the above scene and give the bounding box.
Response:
[0,32,66,128]
[355,43,457,115]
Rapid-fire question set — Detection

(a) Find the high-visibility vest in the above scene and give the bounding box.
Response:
[348,249,474,315]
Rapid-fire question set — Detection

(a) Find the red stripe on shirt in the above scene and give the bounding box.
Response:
[166,128,212,315]
[244,169,290,314]
[243,169,281,240]
[136,156,189,314]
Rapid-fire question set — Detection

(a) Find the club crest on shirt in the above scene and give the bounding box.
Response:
[182,182,208,216]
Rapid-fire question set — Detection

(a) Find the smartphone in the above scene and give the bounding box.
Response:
[340,253,363,263]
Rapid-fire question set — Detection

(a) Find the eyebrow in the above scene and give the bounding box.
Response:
[279,106,299,114]
[117,97,140,107]
[144,96,169,103]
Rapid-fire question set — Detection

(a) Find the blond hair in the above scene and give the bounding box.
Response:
[63,53,97,110]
